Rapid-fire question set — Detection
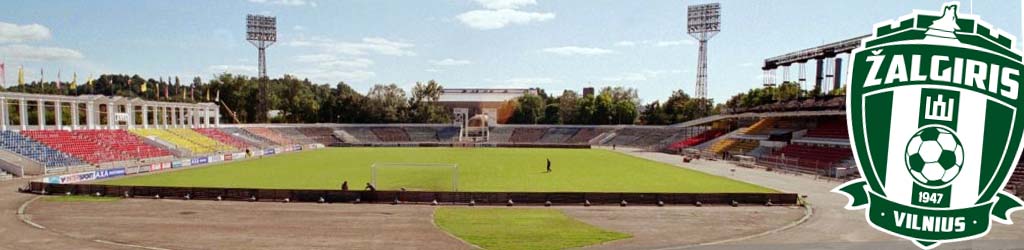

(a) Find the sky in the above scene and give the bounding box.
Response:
[0,0,1021,104]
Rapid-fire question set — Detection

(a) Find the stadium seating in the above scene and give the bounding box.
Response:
[371,127,411,142]
[510,128,547,143]
[743,118,777,135]
[762,143,853,171]
[1008,161,1024,194]
[436,127,460,142]
[805,119,849,139]
[271,127,317,144]
[337,127,380,143]
[22,129,171,164]
[297,127,341,145]
[667,129,726,150]
[710,118,777,153]
[195,128,255,149]
[630,128,681,147]
[404,127,439,142]
[243,127,295,145]
[539,128,578,144]
[219,127,276,147]
[1,131,84,168]
[131,128,234,154]
[604,128,643,145]
[488,127,514,142]
[566,128,609,144]
[77,130,172,161]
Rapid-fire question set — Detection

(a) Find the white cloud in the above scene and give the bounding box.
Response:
[293,25,307,31]
[542,46,614,56]
[286,37,416,56]
[0,44,83,61]
[293,54,336,63]
[296,69,375,83]
[614,41,637,47]
[0,22,51,43]
[429,58,472,66]
[248,0,315,7]
[473,0,537,9]
[654,39,696,47]
[207,64,257,74]
[320,58,374,68]
[425,68,442,73]
[456,9,555,30]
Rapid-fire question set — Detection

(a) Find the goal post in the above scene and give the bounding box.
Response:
[370,163,458,192]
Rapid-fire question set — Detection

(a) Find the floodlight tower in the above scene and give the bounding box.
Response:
[246,14,276,123]
[687,3,720,107]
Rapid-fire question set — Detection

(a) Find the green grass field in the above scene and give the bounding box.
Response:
[102,147,774,193]
[434,207,629,250]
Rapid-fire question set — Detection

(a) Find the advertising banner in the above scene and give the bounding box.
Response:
[94,168,125,180]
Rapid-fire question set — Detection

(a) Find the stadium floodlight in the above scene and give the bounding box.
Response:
[246,14,276,123]
[687,3,720,109]
[370,163,458,192]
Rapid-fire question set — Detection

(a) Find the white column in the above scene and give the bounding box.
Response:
[191,107,198,128]
[107,102,116,129]
[70,102,79,130]
[126,104,135,129]
[85,101,95,129]
[18,99,27,130]
[37,99,45,130]
[141,105,149,129]
[204,107,211,128]
[0,97,7,131]
[53,100,62,130]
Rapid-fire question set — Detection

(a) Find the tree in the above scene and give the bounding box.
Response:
[557,90,579,124]
[408,80,450,123]
[508,94,544,124]
[541,104,561,124]
[366,84,408,123]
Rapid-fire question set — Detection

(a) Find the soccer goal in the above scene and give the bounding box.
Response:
[370,163,458,192]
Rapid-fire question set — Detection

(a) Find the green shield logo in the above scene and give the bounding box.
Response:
[834,2,1024,249]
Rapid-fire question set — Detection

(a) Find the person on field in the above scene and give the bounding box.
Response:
[546,158,552,173]
[365,182,376,191]
[341,181,348,191]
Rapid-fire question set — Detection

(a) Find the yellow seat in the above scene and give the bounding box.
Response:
[130,129,235,154]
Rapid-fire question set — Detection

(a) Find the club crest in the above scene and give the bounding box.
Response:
[834,2,1024,249]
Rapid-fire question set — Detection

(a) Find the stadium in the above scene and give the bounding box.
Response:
[2,1,1024,250]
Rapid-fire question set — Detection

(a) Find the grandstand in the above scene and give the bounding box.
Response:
[220,127,277,148]
[297,127,342,145]
[131,128,234,155]
[23,129,172,165]
[539,127,579,144]
[243,127,295,145]
[510,128,547,143]
[0,131,84,171]
[195,128,256,149]
[271,127,317,144]
[371,127,411,142]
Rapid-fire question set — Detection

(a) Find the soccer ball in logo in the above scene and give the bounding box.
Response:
[905,126,964,186]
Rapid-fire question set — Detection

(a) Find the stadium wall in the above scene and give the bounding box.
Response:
[26,182,799,206]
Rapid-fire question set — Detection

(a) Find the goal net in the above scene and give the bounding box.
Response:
[370,163,458,192]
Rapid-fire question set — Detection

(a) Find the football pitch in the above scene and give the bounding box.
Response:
[102,147,775,193]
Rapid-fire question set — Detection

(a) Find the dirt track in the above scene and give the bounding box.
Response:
[622,149,1024,250]
[8,148,1020,249]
